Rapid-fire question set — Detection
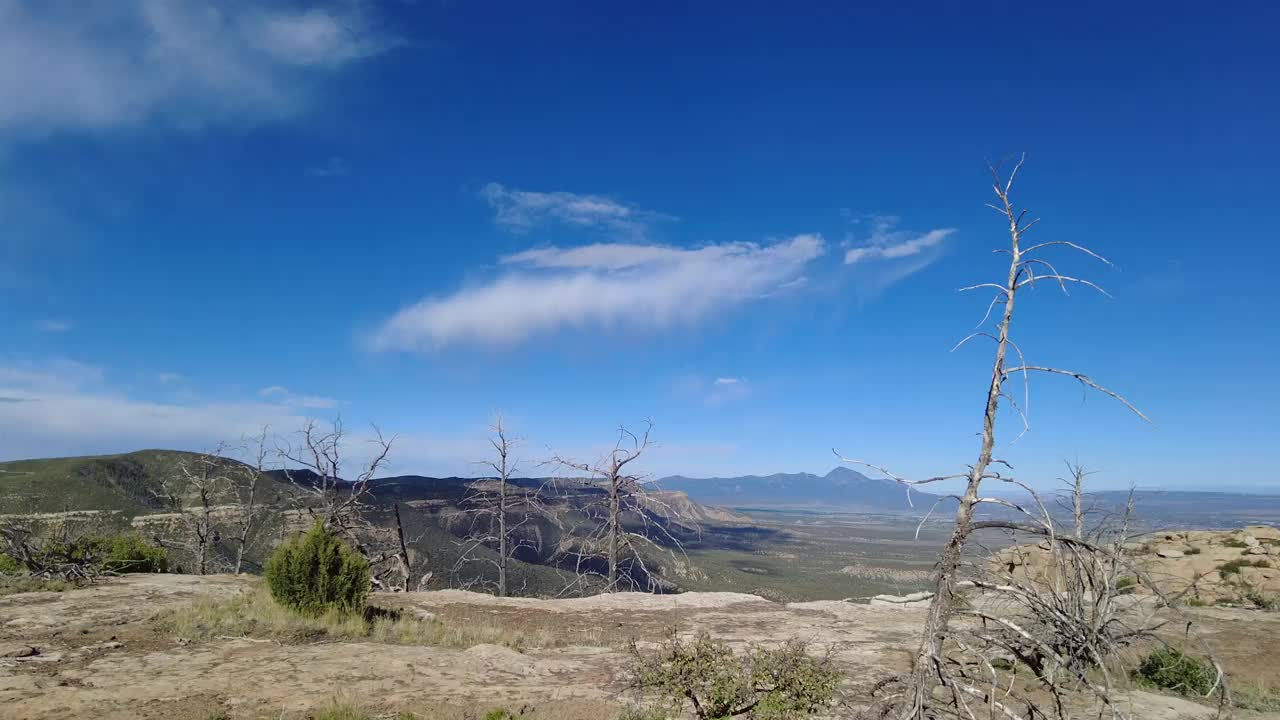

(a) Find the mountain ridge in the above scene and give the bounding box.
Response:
[658,466,929,513]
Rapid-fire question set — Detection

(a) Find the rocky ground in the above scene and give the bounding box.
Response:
[0,573,1277,719]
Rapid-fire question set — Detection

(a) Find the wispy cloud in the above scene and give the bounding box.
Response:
[482,183,672,236]
[844,216,954,265]
[838,215,955,300]
[156,372,186,385]
[373,235,825,350]
[308,156,350,177]
[257,385,338,409]
[0,1,397,134]
[709,377,750,405]
[36,319,73,333]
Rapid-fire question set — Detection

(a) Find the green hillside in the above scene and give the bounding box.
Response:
[0,450,299,516]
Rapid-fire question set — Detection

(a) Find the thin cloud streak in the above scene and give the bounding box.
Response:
[482,183,672,236]
[372,235,826,350]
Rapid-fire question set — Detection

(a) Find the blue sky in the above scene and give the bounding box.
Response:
[1,1,1276,491]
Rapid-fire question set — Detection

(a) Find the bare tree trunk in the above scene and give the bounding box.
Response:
[233,428,268,575]
[498,478,508,597]
[909,204,1021,708]
[393,502,413,589]
[608,478,620,590]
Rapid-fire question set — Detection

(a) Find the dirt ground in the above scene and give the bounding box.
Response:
[1,574,1276,719]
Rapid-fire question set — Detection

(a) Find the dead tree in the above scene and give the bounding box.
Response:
[278,418,393,536]
[451,415,552,596]
[552,421,691,593]
[277,418,408,588]
[834,157,1182,720]
[230,428,270,574]
[155,445,234,575]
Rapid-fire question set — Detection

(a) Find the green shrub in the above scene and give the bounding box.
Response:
[630,630,841,720]
[265,522,370,615]
[483,710,517,720]
[1219,559,1270,576]
[1185,546,1202,555]
[1223,539,1248,549]
[100,533,168,573]
[1115,576,1138,594]
[0,553,21,575]
[1132,647,1217,696]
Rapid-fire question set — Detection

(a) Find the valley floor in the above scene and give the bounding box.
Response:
[1,574,1276,719]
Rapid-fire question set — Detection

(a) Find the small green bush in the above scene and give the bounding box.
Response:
[1133,647,1217,696]
[1219,559,1270,576]
[265,522,370,615]
[100,533,168,573]
[483,710,517,720]
[1115,576,1138,594]
[1185,546,1202,555]
[0,554,21,574]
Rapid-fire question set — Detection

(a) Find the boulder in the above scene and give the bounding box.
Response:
[1156,548,1185,559]
[1243,534,1261,548]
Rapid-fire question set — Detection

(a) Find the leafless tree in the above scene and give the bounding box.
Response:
[451,415,553,596]
[832,157,1217,719]
[277,418,394,536]
[277,418,411,588]
[230,428,271,574]
[154,444,234,575]
[551,421,692,593]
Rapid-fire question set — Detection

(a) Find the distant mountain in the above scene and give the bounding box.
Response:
[658,466,932,513]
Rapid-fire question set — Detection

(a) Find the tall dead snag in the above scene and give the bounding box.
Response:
[834,156,1178,720]
[552,421,691,593]
[230,428,270,574]
[451,415,552,596]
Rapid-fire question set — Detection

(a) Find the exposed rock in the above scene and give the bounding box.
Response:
[1156,548,1184,559]
[0,643,37,658]
[1242,533,1261,548]
[1245,525,1280,541]
[869,591,933,608]
[1246,546,1268,556]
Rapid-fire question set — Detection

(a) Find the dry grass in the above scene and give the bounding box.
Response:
[0,575,75,596]
[152,585,567,650]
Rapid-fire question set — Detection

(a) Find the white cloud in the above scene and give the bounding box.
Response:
[257,385,337,409]
[0,1,396,134]
[373,234,826,350]
[844,217,955,265]
[156,372,186,385]
[0,360,331,461]
[482,183,671,235]
[36,319,73,333]
[713,377,742,386]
